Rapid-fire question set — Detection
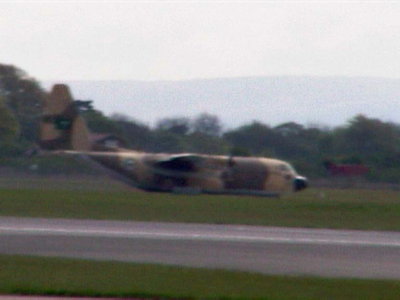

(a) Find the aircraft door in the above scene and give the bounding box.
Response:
[222,158,269,190]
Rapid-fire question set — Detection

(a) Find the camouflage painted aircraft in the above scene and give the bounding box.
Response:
[39,84,308,196]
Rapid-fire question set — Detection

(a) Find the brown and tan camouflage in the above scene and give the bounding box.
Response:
[39,84,308,196]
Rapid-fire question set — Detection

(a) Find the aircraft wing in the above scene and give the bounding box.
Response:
[154,154,205,172]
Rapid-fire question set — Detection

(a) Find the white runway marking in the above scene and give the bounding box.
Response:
[1,225,400,247]
[3,217,400,279]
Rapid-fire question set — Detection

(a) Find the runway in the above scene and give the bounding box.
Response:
[1,217,400,279]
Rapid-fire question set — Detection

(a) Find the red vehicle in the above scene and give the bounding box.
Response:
[324,161,369,177]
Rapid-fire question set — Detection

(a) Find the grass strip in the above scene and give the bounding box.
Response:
[1,188,400,230]
[1,255,400,300]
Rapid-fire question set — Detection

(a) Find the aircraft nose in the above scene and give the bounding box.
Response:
[294,176,308,192]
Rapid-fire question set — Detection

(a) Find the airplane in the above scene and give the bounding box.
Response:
[39,84,308,197]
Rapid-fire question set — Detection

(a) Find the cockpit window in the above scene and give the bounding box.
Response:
[278,163,295,173]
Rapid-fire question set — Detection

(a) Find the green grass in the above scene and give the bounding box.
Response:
[1,187,400,230]
[0,176,127,191]
[1,255,400,300]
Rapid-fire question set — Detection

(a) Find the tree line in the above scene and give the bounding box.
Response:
[1,64,400,182]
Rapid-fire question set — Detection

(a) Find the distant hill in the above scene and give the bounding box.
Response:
[43,76,400,129]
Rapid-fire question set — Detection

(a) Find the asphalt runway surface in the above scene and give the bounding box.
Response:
[1,217,400,279]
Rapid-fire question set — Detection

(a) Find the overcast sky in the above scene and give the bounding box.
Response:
[1,1,400,81]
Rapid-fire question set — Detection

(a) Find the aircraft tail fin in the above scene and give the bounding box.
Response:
[39,84,91,151]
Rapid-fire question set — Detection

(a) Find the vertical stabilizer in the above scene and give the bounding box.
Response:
[40,84,91,151]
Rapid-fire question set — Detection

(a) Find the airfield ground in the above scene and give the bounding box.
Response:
[1,174,400,299]
[2,255,400,300]
[0,174,399,230]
